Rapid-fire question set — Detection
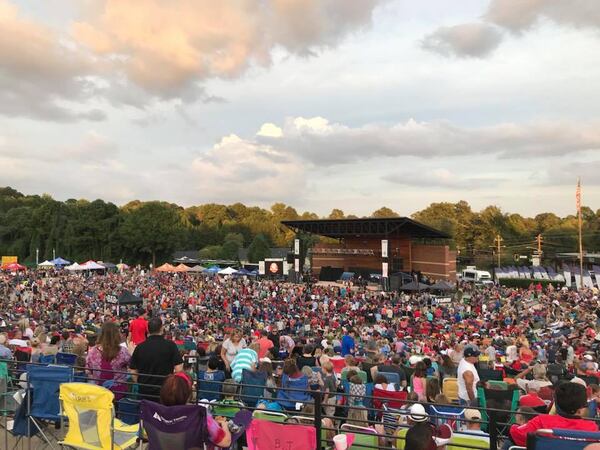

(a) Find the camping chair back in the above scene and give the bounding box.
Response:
[27,364,73,421]
[478,369,504,381]
[330,358,346,374]
[240,369,267,407]
[378,371,400,389]
[342,370,368,383]
[141,400,209,450]
[197,370,225,402]
[59,382,138,450]
[372,388,407,410]
[276,374,311,409]
[56,352,78,366]
[429,405,465,430]
[340,423,378,450]
[527,428,600,450]
[252,410,288,423]
[477,386,519,431]
[246,419,317,450]
[447,433,490,450]
[443,377,459,402]
[38,354,56,365]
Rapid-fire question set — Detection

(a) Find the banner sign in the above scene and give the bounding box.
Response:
[381,240,388,258]
[312,248,375,256]
[106,295,118,304]
[1,256,18,266]
[294,239,300,255]
[294,258,299,273]
[382,262,388,278]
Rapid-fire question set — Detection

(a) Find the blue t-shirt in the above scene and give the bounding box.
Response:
[341,335,355,356]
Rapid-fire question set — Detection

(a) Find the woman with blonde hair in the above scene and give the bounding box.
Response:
[86,321,130,398]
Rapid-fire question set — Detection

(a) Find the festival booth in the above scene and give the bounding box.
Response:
[398,280,430,292]
[1,262,27,271]
[173,264,190,273]
[99,261,117,270]
[203,266,220,275]
[188,265,206,273]
[65,263,84,271]
[51,257,71,267]
[38,260,55,268]
[156,263,176,272]
[218,266,238,276]
[116,263,130,271]
[80,260,106,270]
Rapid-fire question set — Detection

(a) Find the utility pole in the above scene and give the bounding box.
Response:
[494,234,503,268]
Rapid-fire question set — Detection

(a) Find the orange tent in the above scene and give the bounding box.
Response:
[155,263,176,272]
[173,264,190,273]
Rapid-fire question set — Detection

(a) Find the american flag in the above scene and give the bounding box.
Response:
[576,178,581,213]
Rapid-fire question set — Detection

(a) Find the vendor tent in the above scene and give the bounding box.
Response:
[116,263,130,271]
[399,281,430,291]
[188,265,206,273]
[99,261,117,269]
[118,290,143,305]
[156,263,176,272]
[429,280,455,291]
[51,257,71,266]
[38,260,55,268]
[80,260,106,270]
[218,266,238,275]
[65,263,84,271]
[173,264,190,273]
[2,262,26,271]
[203,266,220,274]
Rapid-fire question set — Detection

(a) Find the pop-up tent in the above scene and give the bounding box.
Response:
[65,262,83,271]
[173,264,190,273]
[203,266,220,274]
[118,290,143,305]
[99,261,117,269]
[116,263,130,271]
[399,281,430,291]
[218,266,238,276]
[429,280,455,291]
[2,262,26,271]
[51,257,71,266]
[156,263,176,272]
[188,265,206,273]
[80,260,105,270]
[38,260,55,268]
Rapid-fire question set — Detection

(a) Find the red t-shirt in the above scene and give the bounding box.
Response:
[519,393,546,408]
[510,414,598,446]
[257,337,274,359]
[129,317,148,345]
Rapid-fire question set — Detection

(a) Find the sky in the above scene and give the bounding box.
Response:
[1,0,599,217]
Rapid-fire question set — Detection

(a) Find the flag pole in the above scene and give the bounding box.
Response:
[577,178,583,289]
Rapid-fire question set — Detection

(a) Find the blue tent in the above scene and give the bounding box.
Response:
[51,257,71,266]
[235,268,251,276]
[203,266,220,274]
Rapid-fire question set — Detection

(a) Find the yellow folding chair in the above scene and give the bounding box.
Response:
[59,383,138,450]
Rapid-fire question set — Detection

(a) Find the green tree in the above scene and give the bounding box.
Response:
[328,209,345,219]
[371,207,399,218]
[199,245,223,260]
[119,201,185,266]
[247,234,271,263]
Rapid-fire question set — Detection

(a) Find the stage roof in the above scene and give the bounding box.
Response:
[281,217,450,239]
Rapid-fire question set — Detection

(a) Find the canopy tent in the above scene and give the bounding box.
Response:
[118,290,143,305]
[65,262,84,271]
[399,281,430,291]
[51,257,71,266]
[99,261,116,269]
[173,264,190,273]
[218,266,238,275]
[155,263,176,272]
[80,260,106,270]
[188,265,206,273]
[38,260,55,268]
[429,280,455,291]
[203,266,220,274]
[2,262,26,271]
[116,263,130,271]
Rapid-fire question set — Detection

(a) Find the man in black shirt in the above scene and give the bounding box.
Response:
[376,354,408,388]
[130,317,183,400]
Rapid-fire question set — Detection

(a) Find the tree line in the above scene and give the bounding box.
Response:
[0,187,597,267]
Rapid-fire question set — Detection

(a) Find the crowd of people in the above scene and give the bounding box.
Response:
[1,267,600,448]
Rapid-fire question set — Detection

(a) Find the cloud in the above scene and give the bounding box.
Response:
[72,0,381,101]
[421,23,502,58]
[540,159,600,186]
[59,131,119,162]
[190,134,306,202]
[423,0,600,58]
[0,0,103,122]
[383,169,504,189]
[486,0,600,33]
[256,117,600,165]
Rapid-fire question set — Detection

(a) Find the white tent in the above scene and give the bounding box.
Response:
[188,265,206,273]
[218,266,238,275]
[80,260,106,270]
[65,263,84,271]
[38,260,55,268]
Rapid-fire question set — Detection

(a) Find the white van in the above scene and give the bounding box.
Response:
[460,266,492,284]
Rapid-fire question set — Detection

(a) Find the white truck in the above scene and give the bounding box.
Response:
[460,266,493,284]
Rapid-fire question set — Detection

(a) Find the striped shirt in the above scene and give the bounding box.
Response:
[231,349,258,382]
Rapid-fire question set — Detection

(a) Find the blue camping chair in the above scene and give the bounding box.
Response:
[38,354,56,365]
[527,428,600,450]
[240,369,267,407]
[55,352,78,366]
[197,370,225,402]
[26,364,73,448]
[378,371,401,389]
[276,374,311,410]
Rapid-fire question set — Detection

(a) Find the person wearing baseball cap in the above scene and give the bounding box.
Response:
[458,347,481,406]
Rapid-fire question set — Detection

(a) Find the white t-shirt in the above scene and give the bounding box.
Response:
[457,358,480,401]
[222,338,247,365]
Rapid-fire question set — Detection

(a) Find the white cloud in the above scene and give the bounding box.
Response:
[383,168,504,189]
[190,134,306,203]
[421,23,503,58]
[257,117,600,165]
